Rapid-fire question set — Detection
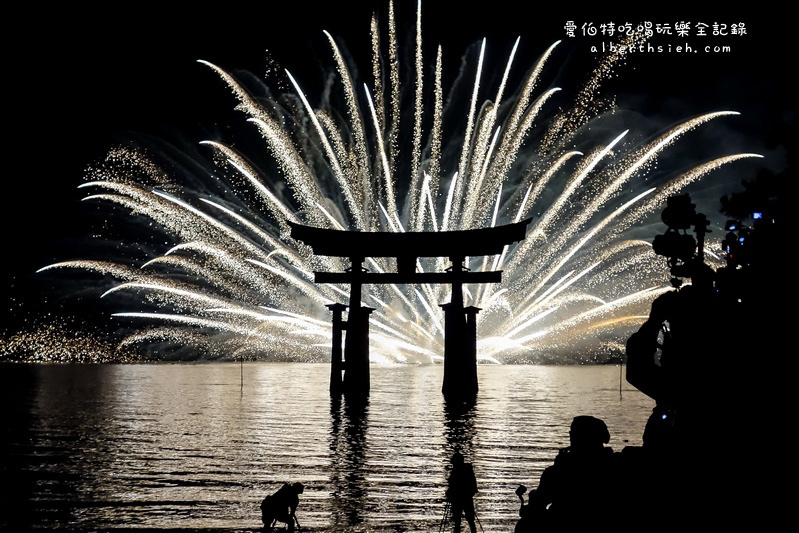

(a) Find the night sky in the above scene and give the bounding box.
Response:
[3,1,791,336]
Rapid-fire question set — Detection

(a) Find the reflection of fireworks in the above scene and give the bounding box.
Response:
[37,2,759,364]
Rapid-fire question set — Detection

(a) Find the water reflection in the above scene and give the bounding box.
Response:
[3,363,653,530]
[328,395,369,529]
[1,364,42,530]
[443,397,477,461]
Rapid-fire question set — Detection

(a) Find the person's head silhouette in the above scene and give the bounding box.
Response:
[568,416,610,450]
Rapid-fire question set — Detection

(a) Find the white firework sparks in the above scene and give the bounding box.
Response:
[37,1,760,364]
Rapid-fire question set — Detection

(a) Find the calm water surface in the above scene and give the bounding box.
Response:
[3,363,654,531]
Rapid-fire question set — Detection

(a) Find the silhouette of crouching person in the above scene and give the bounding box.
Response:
[446,452,478,533]
[261,482,304,531]
[528,416,618,529]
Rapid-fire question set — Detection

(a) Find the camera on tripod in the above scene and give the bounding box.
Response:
[652,194,710,283]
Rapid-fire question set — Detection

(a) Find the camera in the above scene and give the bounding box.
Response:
[652,231,696,262]
[660,194,696,230]
[652,194,711,282]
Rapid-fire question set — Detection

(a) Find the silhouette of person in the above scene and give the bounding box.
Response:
[528,416,617,528]
[625,276,747,523]
[261,482,304,531]
[627,271,737,452]
[446,452,477,533]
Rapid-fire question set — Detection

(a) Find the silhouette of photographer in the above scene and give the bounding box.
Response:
[526,416,617,529]
[261,482,304,531]
[445,452,478,533]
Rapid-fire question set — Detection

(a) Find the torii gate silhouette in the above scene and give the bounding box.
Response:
[289,219,531,399]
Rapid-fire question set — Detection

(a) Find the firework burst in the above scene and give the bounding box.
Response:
[35,1,760,364]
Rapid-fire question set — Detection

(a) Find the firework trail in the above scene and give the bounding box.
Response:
[36,1,759,364]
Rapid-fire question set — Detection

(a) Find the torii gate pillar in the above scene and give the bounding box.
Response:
[326,303,347,395]
[326,302,374,397]
[343,305,374,396]
[440,267,481,398]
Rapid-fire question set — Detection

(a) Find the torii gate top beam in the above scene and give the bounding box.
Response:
[287,218,532,259]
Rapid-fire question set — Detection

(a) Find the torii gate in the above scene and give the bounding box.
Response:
[288,219,531,399]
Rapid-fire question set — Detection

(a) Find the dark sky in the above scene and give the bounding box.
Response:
[3,1,791,329]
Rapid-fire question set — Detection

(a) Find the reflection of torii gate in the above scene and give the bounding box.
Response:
[289,219,531,398]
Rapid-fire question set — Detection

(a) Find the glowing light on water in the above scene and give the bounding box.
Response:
[33,2,760,364]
